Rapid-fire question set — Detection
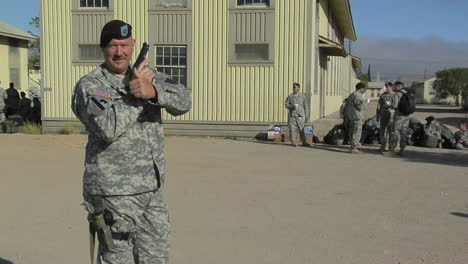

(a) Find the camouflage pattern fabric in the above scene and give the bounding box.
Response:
[85,191,170,264]
[389,90,411,150]
[345,91,366,122]
[377,92,394,147]
[285,93,308,120]
[0,87,7,121]
[288,116,306,144]
[349,119,363,148]
[424,123,442,139]
[345,91,366,148]
[389,115,410,150]
[72,63,191,263]
[72,64,191,196]
[0,88,7,108]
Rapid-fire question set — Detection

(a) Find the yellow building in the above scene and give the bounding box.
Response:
[41,0,359,135]
[414,77,457,105]
[0,21,37,93]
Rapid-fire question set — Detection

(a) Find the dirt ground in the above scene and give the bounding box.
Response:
[0,105,467,264]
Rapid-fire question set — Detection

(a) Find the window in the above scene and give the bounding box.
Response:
[235,44,269,61]
[79,44,102,61]
[80,0,109,8]
[154,0,188,8]
[155,46,187,86]
[237,0,270,6]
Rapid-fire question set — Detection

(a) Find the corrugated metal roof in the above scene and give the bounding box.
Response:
[0,21,38,41]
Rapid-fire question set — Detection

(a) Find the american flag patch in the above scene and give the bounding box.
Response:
[93,89,111,98]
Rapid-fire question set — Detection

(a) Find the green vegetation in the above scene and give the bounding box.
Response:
[18,123,42,134]
[60,123,81,135]
[433,68,468,106]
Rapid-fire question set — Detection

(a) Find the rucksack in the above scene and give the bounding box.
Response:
[398,91,416,115]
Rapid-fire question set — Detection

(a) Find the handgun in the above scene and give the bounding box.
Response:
[133,42,150,69]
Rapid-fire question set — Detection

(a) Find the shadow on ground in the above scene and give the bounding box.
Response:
[399,149,468,168]
[0,258,14,264]
[451,212,468,219]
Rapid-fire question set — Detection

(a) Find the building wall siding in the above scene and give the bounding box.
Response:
[41,0,356,134]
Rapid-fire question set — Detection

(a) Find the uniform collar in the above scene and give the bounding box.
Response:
[101,64,131,94]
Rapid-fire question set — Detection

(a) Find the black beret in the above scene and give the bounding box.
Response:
[100,20,133,48]
[426,116,435,122]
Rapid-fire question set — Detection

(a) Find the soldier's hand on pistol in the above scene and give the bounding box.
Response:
[130,58,157,100]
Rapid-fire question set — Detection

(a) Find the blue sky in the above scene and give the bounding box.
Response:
[1,0,468,78]
[1,0,39,35]
[2,0,468,42]
[351,0,468,42]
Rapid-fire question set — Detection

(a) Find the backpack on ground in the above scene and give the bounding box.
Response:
[398,91,416,115]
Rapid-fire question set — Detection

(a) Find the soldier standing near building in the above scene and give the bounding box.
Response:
[346,82,368,154]
[285,83,309,147]
[0,82,7,122]
[376,82,394,152]
[6,82,20,117]
[71,20,191,264]
[387,81,413,156]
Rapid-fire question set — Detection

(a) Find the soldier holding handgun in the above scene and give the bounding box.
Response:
[72,20,191,264]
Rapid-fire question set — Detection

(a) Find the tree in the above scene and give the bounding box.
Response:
[433,68,468,106]
[28,16,40,70]
[358,73,369,85]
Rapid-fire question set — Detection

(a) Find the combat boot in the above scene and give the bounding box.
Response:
[350,148,361,154]
[379,144,387,153]
[383,148,396,156]
[397,148,405,156]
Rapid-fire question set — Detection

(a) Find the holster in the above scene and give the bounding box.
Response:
[88,197,116,264]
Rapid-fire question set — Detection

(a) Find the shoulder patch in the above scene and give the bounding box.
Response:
[93,89,111,98]
[165,77,179,85]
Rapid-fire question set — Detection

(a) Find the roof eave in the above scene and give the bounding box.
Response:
[0,31,38,41]
[330,0,357,41]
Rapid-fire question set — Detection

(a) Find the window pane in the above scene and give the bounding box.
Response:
[156,67,164,73]
[79,44,102,60]
[164,68,171,75]
[180,47,187,57]
[102,0,109,7]
[156,47,163,56]
[87,0,94,7]
[80,0,87,7]
[238,0,269,6]
[179,57,187,66]
[235,44,269,61]
[164,47,171,57]
[164,57,170,65]
[95,0,102,7]
[171,47,178,57]
[171,57,178,66]
[155,0,187,8]
[156,57,163,66]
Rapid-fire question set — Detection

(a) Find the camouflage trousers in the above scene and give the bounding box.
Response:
[389,115,410,150]
[379,111,393,147]
[85,191,171,264]
[288,116,307,144]
[348,119,363,149]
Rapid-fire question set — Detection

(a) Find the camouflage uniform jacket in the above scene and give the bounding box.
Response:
[376,92,394,117]
[424,123,442,139]
[285,93,308,119]
[0,88,7,111]
[345,91,366,121]
[72,64,191,196]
